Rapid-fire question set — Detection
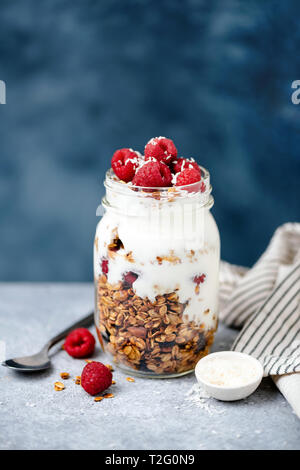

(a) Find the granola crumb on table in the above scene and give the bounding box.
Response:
[54,381,65,391]
[94,396,104,402]
[60,372,70,380]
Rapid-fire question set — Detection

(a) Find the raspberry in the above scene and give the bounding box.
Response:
[144,137,177,165]
[132,161,172,187]
[64,328,95,358]
[194,274,206,285]
[111,148,139,182]
[175,167,201,187]
[81,361,112,396]
[123,271,138,288]
[101,258,109,274]
[172,158,201,175]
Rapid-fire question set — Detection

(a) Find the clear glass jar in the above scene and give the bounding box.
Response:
[94,167,220,378]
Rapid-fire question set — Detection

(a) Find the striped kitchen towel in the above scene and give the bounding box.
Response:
[220,223,300,376]
[219,223,300,416]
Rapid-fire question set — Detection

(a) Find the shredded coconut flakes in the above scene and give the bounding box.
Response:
[185,384,225,416]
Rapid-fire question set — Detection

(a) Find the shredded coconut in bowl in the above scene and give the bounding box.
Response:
[197,355,258,388]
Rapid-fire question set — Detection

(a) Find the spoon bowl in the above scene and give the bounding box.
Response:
[2,348,51,372]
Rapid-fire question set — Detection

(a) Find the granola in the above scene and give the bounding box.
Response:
[96,274,217,376]
[54,381,65,391]
[94,396,104,402]
[60,372,70,380]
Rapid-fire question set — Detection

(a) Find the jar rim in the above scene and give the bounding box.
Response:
[104,166,212,202]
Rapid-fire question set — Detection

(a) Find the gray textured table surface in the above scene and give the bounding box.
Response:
[0,283,299,450]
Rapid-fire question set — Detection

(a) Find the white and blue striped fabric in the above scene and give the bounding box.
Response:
[219,223,300,377]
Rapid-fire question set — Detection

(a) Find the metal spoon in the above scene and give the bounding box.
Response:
[1,311,94,372]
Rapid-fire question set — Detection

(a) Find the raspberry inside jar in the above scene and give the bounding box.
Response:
[94,165,220,378]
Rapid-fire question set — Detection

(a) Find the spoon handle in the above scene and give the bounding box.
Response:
[46,312,94,350]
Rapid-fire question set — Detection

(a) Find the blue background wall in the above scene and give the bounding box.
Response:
[0,0,299,281]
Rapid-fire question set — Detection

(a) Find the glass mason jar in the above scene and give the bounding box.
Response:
[94,167,220,378]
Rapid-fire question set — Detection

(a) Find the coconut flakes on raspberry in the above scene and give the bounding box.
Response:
[175,167,201,187]
[144,136,178,165]
[172,157,201,175]
[132,160,172,187]
[111,148,141,183]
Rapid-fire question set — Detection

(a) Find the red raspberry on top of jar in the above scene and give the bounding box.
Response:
[111,148,139,183]
[110,136,205,191]
[175,167,201,186]
[132,160,172,187]
[172,158,201,175]
[144,137,178,165]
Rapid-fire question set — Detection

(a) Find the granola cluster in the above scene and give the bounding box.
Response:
[96,274,216,376]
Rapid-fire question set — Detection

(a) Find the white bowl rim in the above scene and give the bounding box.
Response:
[195,351,264,391]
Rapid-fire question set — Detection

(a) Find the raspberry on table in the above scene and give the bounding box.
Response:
[172,158,201,175]
[144,137,177,165]
[175,167,201,187]
[132,161,172,187]
[81,361,113,396]
[64,328,96,358]
[111,148,139,182]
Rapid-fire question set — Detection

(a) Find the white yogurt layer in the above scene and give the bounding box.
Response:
[94,178,220,331]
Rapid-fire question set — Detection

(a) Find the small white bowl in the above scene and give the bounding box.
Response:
[195,351,264,401]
